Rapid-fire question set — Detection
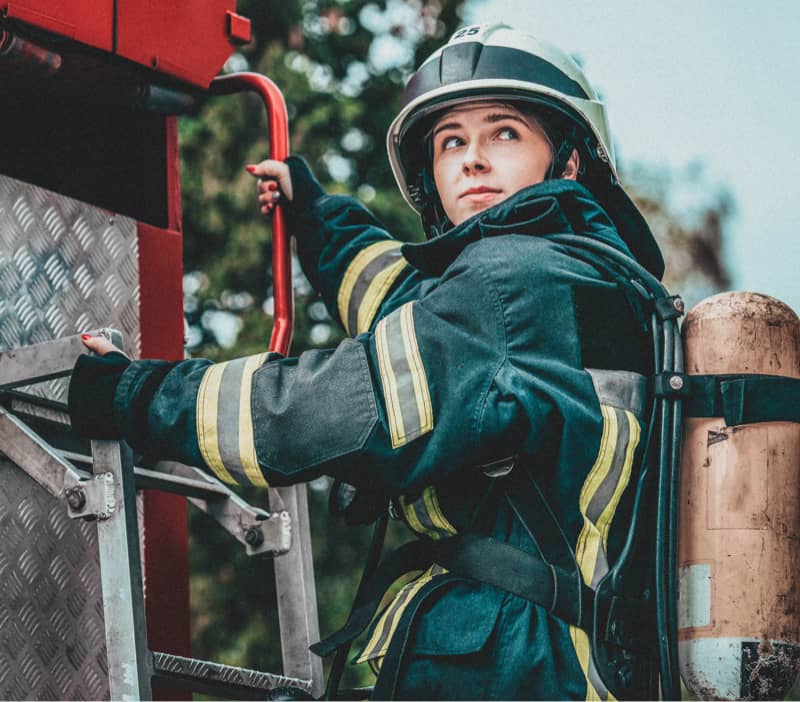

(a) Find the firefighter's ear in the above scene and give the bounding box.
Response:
[561,149,580,181]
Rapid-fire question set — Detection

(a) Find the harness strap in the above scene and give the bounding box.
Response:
[502,463,580,573]
[430,534,595,630]
[683,373,800,426]
[311,531,593,663]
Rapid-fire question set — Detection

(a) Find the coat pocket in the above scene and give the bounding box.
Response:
[410,578,504,655]
[251,339,378,475]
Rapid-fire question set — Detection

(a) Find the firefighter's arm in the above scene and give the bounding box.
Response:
[249,156,418,336]
[67,245,541,493]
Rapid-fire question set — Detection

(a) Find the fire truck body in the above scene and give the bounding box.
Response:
[2,0,251,86]
[0,3,320,699]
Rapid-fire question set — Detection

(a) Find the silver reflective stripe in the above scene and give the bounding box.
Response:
[374,302,434,449]
[196,353,269,486]
[337,241,408,336]
[570,403,642,699]
[586,368,647,418]
[585,406,631,529]
[399,486,457,540]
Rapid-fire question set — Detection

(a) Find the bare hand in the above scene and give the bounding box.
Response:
[81,334,126,357]
[246,159,293,217]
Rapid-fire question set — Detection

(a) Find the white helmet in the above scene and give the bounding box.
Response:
[386,23,663,278]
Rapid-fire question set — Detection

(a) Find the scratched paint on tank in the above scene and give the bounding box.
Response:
[679,292,800,701]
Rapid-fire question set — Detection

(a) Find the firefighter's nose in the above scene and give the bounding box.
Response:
[462,147,489,175]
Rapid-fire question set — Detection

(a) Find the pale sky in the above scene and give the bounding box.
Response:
[466,0,800,313]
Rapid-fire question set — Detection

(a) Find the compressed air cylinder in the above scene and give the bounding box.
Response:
[678,292,800,700]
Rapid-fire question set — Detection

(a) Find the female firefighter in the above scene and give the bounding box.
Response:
[70,24,665,700]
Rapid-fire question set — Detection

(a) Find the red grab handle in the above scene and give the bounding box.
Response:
[209,72,293,356]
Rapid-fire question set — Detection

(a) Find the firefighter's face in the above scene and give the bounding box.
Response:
[431,101,556,226]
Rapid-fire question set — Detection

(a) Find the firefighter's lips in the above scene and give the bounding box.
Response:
[459,186,502,202]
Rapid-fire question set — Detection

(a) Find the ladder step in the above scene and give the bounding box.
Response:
[152,651,311,700]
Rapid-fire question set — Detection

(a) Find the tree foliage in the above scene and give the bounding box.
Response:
[179,0,732,689]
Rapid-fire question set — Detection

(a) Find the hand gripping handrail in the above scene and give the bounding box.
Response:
[208,73,322,694]
[209,72,294,355]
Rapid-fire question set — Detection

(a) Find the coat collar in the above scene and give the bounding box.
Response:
[401,180,636,277]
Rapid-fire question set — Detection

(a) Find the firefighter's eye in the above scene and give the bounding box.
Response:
[441,135,464,151]
[496,127,519,141]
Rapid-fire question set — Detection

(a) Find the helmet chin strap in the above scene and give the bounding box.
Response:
[420,186,451,239]
[548,137,577,180]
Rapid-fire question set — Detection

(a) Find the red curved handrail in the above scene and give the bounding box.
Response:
[209,72,293,356]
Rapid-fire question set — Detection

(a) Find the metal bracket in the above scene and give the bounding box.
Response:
[63,470,117,520]
[52,449,292,555]
[153,461,292,556]
[0,406,124,520]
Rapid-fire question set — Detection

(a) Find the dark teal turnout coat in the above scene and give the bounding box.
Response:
[70,163,655,700]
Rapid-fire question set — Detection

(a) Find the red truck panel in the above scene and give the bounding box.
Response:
[116,0,250,88]
[137,117,191,700]
[3,0,114,51]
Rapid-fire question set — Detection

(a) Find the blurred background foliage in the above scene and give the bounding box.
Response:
[179,0,733,690]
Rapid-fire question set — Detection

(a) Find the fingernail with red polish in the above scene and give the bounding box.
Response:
[81,334,91,340]
[267,181,278,191]
[246,165,256,173]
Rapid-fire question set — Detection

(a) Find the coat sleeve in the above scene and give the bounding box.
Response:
[92,245,551,494]
[285,158,419,336]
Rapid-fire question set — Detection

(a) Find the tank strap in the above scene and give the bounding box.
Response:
[683,373,800,426]
[429,533,595,629]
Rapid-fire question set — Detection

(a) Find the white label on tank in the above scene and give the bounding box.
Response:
[679,637,746,700]
[679,563,712,629]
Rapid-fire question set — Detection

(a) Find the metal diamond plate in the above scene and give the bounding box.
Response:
[0,175,142,700]
[0,457,109,700]
[0,174,141,404]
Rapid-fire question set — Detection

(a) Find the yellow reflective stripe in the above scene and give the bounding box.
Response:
[574,406,617,583]
[375,314,406,447]
[196,364,238,485]
[357,574,429,662]
[423,486,457,536]
[238,353,269,487]
[400,303,433,436]
[375,302,434,449]
[337,240,402,335]
[571,404,619,700]
[579,406,617,512]
[570,627,603,701]
[598,411,640,547]
[356,257,408,334]
[356,564,446,663]
[399,495,428,536]
[576,518,603,585]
